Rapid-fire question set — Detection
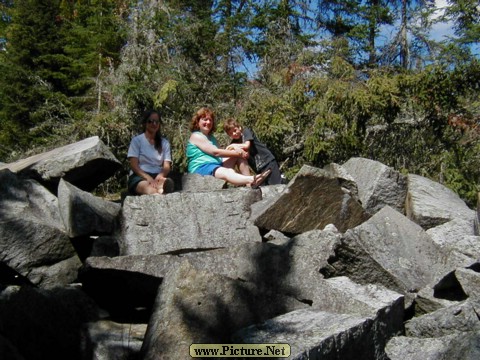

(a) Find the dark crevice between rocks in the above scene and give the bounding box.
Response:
[403,289,419,322]
[472,306,480,321]
[70,236,95,262]
[78,268,162,323]
[433,271,468,301]
[297,298,313,306]
[163,247,224,256]
[0,262,35,288]
[0,285,99,360]
[467,263,480,272]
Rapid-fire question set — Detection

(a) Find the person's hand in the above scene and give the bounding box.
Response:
[240,149,249,159]
[143,174,158,188]
[228,145,248,158]
[227,144,249,159]
[233,148,248,158]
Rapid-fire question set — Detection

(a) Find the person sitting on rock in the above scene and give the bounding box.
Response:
[186,107,271,187]
[223,118,282,185]
[127,110,174,195]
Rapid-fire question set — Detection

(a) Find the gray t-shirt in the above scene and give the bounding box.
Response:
[127,133,172,174]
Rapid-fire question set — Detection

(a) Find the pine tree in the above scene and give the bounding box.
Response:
[0,0,69,153]
[446,0,480,45]
[213,0,256,98]
[60,0,129,112]
[252,0,314,77]
[0,0,129,159]
[316,0,394,67]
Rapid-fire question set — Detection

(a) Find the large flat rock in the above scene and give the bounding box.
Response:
[233,308,376,360]
[323,206,450,293]
[119,188,263,255]
[140,260,307,360]
[252,165,370,234]
[386,332,480,360]
[405,299,480,337]
[82,230,340,315]
[426,218,480,267]
[0,170,76,284]
[342,157,407,215]
[0,136,121,192]
[58,179,121,237]
[406,174,475,230]
[180,173,226,192]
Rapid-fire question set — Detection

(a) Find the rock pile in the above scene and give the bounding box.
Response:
[0,138,479,360]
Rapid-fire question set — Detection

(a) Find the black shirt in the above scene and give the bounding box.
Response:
[231,127,276,172]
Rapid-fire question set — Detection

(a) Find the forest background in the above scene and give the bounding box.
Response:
[0,0,479,206]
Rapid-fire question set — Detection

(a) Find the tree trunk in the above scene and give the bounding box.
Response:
[400,0,409,68]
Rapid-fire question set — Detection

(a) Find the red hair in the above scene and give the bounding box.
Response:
[190,107,216,133]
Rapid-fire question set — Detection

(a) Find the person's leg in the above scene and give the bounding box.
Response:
[222,156,237,168]
[214,167,254,186]
[135,180,161,195]
[129,174,156,195]
[131,172,171,195]
[238,160,251,176]
[222,157,251,176]
[214,166,271,187]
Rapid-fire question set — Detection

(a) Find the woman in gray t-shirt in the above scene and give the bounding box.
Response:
[127,110,174,195]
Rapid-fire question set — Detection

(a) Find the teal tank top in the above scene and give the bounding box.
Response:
[186,131,222,173]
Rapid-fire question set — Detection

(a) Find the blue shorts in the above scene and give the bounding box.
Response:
[194,163,222,176]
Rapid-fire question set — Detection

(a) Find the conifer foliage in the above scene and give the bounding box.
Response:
[0,0,128,157]
[0,0,68,151]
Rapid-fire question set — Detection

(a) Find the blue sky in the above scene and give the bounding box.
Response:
[431,0,455,41]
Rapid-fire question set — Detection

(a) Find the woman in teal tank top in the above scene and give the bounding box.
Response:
[186,107,271,187]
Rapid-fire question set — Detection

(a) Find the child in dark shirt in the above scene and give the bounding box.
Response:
[223,118,282,185]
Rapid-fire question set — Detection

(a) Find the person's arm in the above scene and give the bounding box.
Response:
[153,161,171,189]
[157,138,172,179]
[190,132,247,158]
[241,140,252,151]
[227,141,250,152]
[155,161,171,184]
[129,157,156,184]
[242,128,257,149]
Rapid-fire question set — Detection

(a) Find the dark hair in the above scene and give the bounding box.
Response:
[142,110,163,152]
[190,107,216,133]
